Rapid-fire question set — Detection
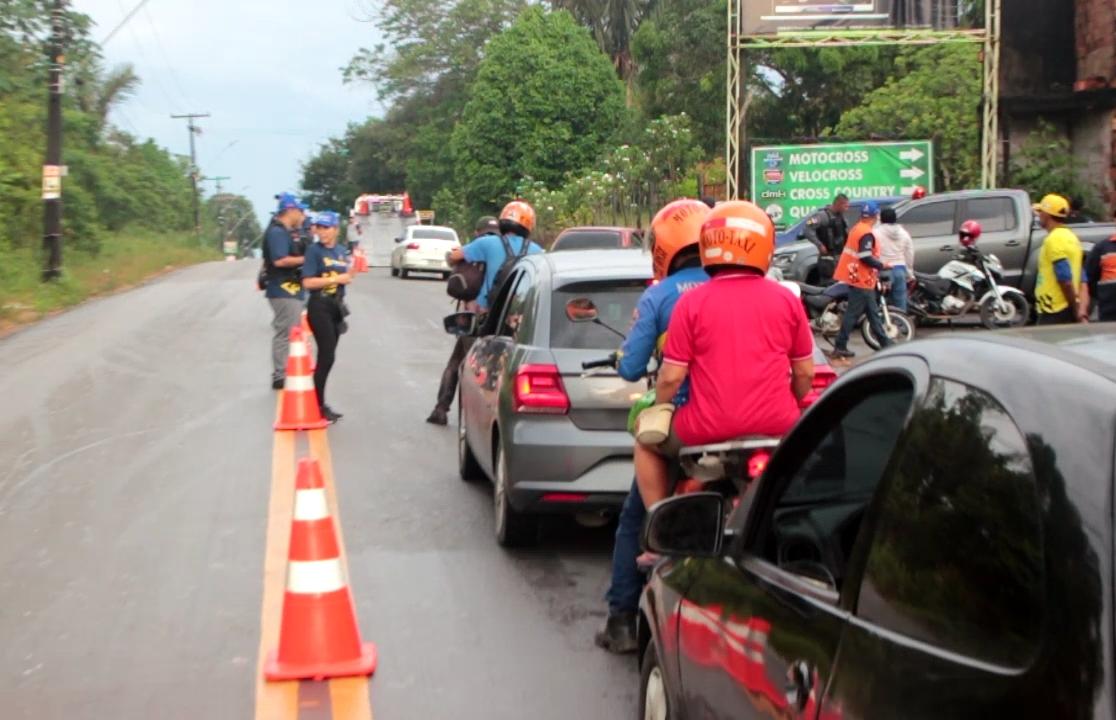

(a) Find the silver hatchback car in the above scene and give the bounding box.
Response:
[452,250,651,546]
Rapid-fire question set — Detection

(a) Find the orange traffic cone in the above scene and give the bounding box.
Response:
[358,250,369,273]
[275,327,328,431]
[264,459,377,681]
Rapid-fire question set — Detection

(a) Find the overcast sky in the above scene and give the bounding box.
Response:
[78,0,386,222]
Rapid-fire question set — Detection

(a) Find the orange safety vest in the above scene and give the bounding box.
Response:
[833,220,880,290]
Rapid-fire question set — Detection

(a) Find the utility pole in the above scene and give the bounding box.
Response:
[171,112,210,244]
[203,176,231,195]
[41,0,66,281]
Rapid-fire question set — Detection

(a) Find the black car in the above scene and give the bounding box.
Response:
[639,325,1116,719]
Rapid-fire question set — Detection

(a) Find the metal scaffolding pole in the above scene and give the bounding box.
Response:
[980,0,1002,189]
[725,0,742,200]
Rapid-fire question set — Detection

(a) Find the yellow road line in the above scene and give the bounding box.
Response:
[309,430,374,720]
[255,426,300,718]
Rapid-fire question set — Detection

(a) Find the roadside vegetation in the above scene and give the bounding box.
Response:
[305,0,1104,241]
[1,1,233,328]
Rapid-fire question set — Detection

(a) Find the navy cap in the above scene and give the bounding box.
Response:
[861,200,880,218]
[312,210,340,228]
[276,192,309,212]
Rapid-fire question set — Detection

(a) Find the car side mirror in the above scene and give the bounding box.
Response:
[444,312,478,337]
[642,493,725,557]
[565,298,599,323]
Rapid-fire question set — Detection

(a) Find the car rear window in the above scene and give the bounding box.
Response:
[412,228,457,242]
[553,231,622,251]
[550,280,646,349]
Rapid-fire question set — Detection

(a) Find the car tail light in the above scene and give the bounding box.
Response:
[542,492,588,503]
[514,364,570,414]
[747,449,771,479]
[406,242,421,250]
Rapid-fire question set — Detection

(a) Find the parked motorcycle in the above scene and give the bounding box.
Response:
[908,219,1030,330]
[797,280,915,351]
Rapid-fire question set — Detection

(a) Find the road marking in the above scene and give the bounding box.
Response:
[256,410,374,720]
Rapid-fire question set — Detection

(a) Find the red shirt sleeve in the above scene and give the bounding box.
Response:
[662,294,695,367]
[788,297,814,361]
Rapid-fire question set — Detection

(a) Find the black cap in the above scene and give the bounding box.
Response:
[475,216,499,234]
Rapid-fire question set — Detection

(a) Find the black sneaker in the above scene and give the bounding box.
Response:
[321,406,343,423]
[830,348,856,359]
[426,407,449,426]
[594,612,638,655]
[272,377,285,390]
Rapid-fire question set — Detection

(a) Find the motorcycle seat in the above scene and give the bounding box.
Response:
[798,283,829,296]
[804,293,835,312]
[916,273,953,295]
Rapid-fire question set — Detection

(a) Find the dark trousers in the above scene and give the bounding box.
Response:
[307,294,342,408]
[1037,308,1076,325]
[605,480,646,616]
[435,336,475,411]
[836,286,890,351]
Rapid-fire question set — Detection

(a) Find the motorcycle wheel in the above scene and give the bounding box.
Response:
[979,293,1029,329]
[863,309,915,350]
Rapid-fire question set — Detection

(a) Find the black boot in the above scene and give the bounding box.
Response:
[426,406,449,426]
[594,612,638,654]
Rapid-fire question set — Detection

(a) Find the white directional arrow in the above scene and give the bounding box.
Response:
[900,166,925,180]
[899,147,925,162]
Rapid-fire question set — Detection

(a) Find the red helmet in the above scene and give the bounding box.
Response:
[911,186,927,200]
[959,220,982,247]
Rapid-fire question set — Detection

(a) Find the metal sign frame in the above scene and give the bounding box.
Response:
[726,0,1001,199]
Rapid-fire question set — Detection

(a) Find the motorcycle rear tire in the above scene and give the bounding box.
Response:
[979,293,1029,330]
[863,309,915,350]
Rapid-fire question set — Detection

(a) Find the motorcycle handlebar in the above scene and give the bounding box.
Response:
[581,356,617,370]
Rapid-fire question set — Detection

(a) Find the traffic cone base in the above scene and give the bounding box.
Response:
[275,328,328,431]
[264,643,377,682]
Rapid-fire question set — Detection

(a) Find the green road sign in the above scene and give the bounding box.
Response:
[750,140,934,230]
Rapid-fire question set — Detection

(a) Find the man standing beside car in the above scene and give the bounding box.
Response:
[446,200,543,312]
[265,193,308,389]
[802,193,850,282]
[426,216,500,426]
[1033,194,1084,325]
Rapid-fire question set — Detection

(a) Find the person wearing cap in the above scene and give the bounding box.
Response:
[426,215,501,425]
[301,211,352,424]
[1033,194,1084,325]
[802,193,850,281]
[265,192,309,389]
[831,200,892,359]
[875,207,914,311]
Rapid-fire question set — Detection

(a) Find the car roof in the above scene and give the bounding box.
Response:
[556,226,636,235]
[529,249,652,283]
[408,224,456,232]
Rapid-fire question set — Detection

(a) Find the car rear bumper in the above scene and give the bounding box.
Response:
[504,418,634,513]
[401,253,450,273]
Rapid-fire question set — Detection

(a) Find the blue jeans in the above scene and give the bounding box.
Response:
[605,480,646,616]
[835,286,891,351]
[886,265,909,312]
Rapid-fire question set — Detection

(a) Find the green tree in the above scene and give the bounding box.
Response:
[205,193,261,249]
[549,0,656,91]
[630,0,725,155]
[1009,123,1104,216]
[452,7,625,211]
[833,45,982,190]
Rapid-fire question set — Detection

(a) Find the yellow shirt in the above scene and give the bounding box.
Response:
[1035,226,1083,314]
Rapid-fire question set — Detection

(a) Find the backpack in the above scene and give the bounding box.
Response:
[446,259,486,301]
[489,234,531,298]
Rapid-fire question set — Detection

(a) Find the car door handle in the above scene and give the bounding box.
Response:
[784,660,811,711]
[1005,239,1021,247]
[939,245,954,252]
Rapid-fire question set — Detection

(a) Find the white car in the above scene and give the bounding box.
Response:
[390,225,461,279]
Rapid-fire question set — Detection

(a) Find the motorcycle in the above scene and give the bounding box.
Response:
[797,280,915,351]
[908,246,1029,329]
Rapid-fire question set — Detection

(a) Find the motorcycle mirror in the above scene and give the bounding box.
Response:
[443,311,478,337]
[565,298,599,323]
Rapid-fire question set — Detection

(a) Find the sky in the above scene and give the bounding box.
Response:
[78,0,387,223]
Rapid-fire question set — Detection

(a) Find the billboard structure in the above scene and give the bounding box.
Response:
[726,0,999,200]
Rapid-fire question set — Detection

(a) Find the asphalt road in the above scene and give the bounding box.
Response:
[0,260,636,719]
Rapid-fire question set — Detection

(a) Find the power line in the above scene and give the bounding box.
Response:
[100,0,156,46]
[142,6,194,108]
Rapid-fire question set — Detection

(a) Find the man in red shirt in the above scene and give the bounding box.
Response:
[634,201,815,508]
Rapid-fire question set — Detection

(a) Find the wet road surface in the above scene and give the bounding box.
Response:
[0,261,636,719]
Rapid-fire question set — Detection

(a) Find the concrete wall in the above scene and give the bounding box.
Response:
[1001,0,1077,97]
[1076,0,1116,81]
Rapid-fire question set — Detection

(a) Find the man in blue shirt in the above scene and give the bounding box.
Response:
[265,192,308,389]
[447,200,543,312]
[427,216,501,426]
[595,198,711,654]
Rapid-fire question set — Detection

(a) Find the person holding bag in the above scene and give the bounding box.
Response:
[301,211,352,424]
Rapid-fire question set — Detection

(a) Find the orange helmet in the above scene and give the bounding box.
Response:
[499,200,536,235]
[699,201,775,274]
[649,199,711,280]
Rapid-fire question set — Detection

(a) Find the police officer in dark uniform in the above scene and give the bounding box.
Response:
[802,193,850,282]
